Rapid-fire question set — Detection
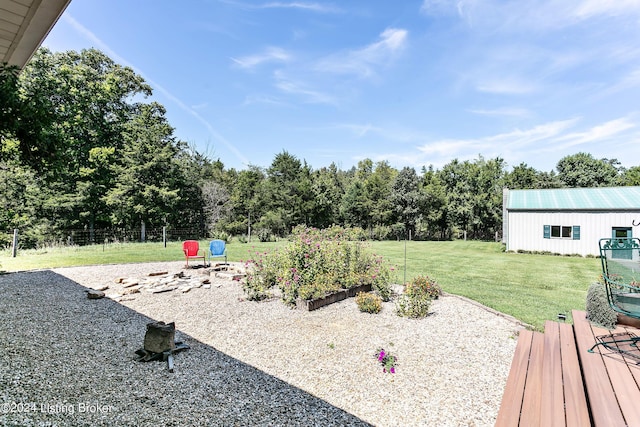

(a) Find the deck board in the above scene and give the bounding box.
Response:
[499,310,640,426]
[540,321,565,427]
[590,322,640,425]
[495,330,533,427]
[572,310,626,427]
[558,322,590,427]
[519,331,544,425]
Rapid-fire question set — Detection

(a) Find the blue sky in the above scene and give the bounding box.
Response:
[43,0,640,173]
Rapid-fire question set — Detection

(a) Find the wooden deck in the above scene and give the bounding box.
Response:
[496,310,640,427]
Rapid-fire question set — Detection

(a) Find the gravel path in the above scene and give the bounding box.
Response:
[0,262,520,426]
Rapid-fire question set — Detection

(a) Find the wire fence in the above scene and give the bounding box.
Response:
[2,227,208,251]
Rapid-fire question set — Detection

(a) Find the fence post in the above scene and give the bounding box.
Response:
[163,226,167,248]
[141,220,146,243]
[403,230,407,285]
[12,229,18,258]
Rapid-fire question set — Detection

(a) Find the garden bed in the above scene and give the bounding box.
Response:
[296,283,372,311]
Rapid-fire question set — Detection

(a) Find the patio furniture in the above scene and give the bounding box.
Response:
[182,240,206,268]
[599,237,640,319]
[208,239,227,267]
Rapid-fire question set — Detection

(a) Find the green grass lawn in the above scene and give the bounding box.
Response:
[0,239,600,330]
[374,240,600,330]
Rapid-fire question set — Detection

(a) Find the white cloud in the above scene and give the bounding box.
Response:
[553,117,636,149]
[600,68,640,96]
[231,47,291,69]
[315,28,408,78]
[274,71,336,104]
[573,0,640,19]
[421,119,579,154]
[375,116,639,170]
[420,0,475,18]
[476,78,537,95]
[337,123,381,138]
[468,107,531,118]
[260,2,342,13]
[219,0,341,13]
[191,102,209,110]
[421,0,640,33]
[242,94,289,107]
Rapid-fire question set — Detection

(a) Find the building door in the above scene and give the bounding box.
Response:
[612,227,633,259]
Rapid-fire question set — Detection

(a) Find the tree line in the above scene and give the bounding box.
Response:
[1,48,639,248]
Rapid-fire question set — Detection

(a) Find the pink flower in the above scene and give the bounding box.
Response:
[390,367,395,374]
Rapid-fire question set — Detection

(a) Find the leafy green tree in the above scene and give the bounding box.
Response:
[420,165,449,239]
[473,156,506,239]
[105,102,180,229]
[225,165,266,237]
[366,161,396,230]
[0,63,21,140]
[19,48,151,175]
[15,48,153,233]
[341,179,370,229]
[556,152,621,187]
[390,166,425,238]
[439,159,474,237]
[311,163,345,228]
[261,151,314,235]
[76,146,117,240]
[505,163,540,189]
[621,166,640,186]
[0,139,39,246]
[439,156,506,239]
[536,170,563,189]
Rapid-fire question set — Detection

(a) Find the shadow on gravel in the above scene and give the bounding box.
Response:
[0,270,372,427]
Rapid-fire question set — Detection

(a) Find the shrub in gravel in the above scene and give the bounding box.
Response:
[244,227,394,306]
[355,292,382,314]
[406,275,442,299]
[586,282,617,329]
[395,275,440,318]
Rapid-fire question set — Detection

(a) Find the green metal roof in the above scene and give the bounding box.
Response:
[506,186,640,210]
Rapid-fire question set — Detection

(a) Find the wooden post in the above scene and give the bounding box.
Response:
[12,229,18,258]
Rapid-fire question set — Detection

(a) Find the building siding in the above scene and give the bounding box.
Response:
[506,211,640,256]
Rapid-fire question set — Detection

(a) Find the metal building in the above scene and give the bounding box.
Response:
[503,186,640,256]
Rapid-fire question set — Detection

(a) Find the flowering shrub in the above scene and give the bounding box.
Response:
[243,249,282,301]
[375,348,397,373]
[406,275,442,300]
[355,292,382,314]
[395,275,441,318]
[243,227,394,305]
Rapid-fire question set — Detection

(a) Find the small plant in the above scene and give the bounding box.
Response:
[375,348,397,374]
[328,342,335,349]
[243,226,393,306]
[406,275,442,299]
[585,282,617,329]
[355,292,382,314]
[395,275,440,318]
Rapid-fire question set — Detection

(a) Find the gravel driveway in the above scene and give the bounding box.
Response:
[0,262,520,426]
